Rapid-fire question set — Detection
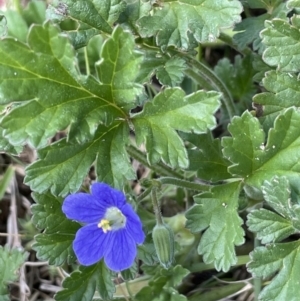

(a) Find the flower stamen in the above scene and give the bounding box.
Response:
[98,219,111,233]
[98,207,127,233]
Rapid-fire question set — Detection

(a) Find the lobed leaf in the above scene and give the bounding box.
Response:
[136,50,186,87]
[25,122,135,196]
[222,110,265,177]
[0,246,28,299]
[55,262,115,301]
[248,176,300,244]
[132,88,220,168]
[137,0,242,50]
[31,192,80,265]
[247,209,296,244]
[223,108,300,193]
[47,0,126,34]
[183,132,231,182]
[248,242,300,301]
[135,265,189,301]
[261,17,300,71]
[214,55,256,106]
[0,23,142,148]
[118,0,152,34]
[253,70,300,130]
[186,181,244,272]
[233,2,289,52]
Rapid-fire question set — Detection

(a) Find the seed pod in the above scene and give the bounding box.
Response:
[152,223,175,269]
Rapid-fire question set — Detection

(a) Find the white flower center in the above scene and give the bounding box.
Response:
[98,207,126,233]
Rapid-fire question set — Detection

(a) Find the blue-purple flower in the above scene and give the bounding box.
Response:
[62,182,145,272]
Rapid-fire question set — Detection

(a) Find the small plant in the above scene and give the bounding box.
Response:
[1,0,300,300]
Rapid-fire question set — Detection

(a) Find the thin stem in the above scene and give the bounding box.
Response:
[182,55,237,119]
[184,68,214,91]
[84,47,90,75]
[158,177,211,191]
[126,145,184,179]
[151,188,163,225]
[136,186,152,203]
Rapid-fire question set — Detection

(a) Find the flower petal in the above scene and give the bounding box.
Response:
[104,229,136,272]
[122,203,145,244]
[73,223,113,266]
[62,193,106,223]
[91,182,126,207]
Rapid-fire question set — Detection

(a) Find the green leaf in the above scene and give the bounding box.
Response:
[0,23,141,148]
[136,50,186,86]
[223,108,300,192]
[247,176,300,244]
[0,127,22,155]
[136,51,186,86]
[183,132,231,182]
[233,2,289,52]
[261,17,300,71]
[214,55,256,107]
[121,263,137,281]
[55,261,115,301]
[0,15,7,39]
[31,192,80,265]
[222,111,265,177]
[118,0,152,33]
[138,241,158,266]
[22,0,46,25]
[186,181,244,272]
[95,25,143,110]
[135,265,189,301]
[132,88,220,168]
[3,10,28,41]
[25,122,135,196]
[0,166,14,200]
[241,0,283,9]
[137,0,242,50]
[253,71,300,131]
[48,0,126,34]
[248,209,295,244]
[46,0,127,48]
[156,56,186,87]
[248,242,300,301]
[67,24,100,50]
[0,246,28,299]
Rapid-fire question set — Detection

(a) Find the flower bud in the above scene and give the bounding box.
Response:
[152,223,175,269]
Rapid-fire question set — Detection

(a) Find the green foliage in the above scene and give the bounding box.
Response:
[4,1,300,300]
[247,176,300,300]
[184,132,231,182]
[214,55,256,108]
[186,181,244,272]
[135,265,189,301]
[261,17,300,71]
[31,192,80,265]
[233,1,289,52]
[55,262,115,301]
[132,88,220,168]
[0,246,28,300]
[223,108,300,192]
[137,0,243,50]
[253,71,300,130]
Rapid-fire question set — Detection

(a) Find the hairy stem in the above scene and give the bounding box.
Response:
[158,177,211,191]
[151,188,163,225]
[182,56,237,119]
